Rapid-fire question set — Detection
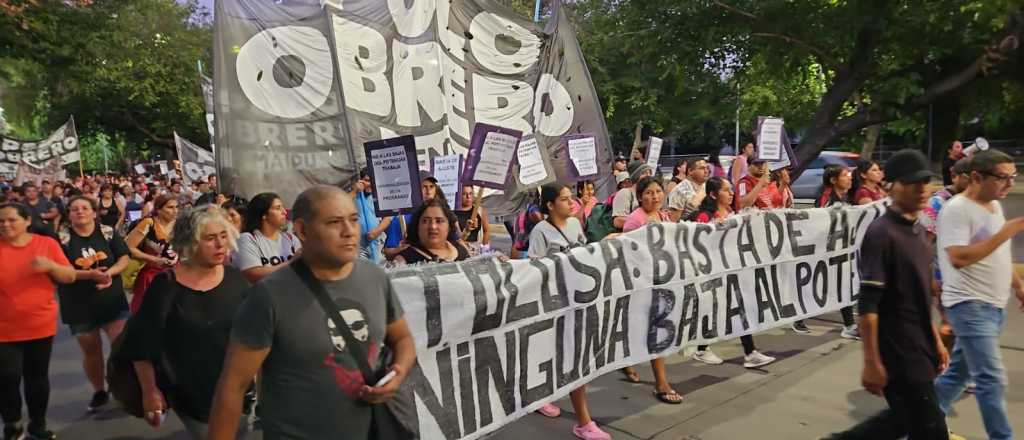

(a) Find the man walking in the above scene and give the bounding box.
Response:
[934,149,1024,440]
[824,149,951,439]
[207,186,417,439]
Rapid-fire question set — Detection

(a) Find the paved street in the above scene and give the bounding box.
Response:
[40,194,1024,440]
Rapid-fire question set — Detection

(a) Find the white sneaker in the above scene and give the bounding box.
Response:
[841,325,861,341]
[693,349,724,365]
[743,350,776,368]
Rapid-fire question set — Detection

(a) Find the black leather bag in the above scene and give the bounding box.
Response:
[291,259,414,439]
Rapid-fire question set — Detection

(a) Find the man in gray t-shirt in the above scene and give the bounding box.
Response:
[207,186,416,440]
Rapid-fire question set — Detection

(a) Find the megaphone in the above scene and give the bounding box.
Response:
[964,137,990,156]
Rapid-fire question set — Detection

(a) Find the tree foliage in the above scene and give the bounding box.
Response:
[0,0,211,167]
[570,0,1024,170]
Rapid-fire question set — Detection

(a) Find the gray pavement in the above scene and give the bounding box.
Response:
[36,194,1024,439]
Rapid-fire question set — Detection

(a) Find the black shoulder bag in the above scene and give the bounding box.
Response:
[291,259,414,439]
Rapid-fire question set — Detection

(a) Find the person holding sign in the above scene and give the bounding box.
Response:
[688,177,777,368]
[824,150,952,440]
[618,177,683,405]
[736,159,773,210]
[527,183,611,440]
[393,199,470,265]
[455,185,491,249]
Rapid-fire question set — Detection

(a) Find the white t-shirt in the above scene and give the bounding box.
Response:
[936,195,1013,308]
[528,218,587,258]
[667,179,702,218]
[611,188,637,218]
[233,229,302,271]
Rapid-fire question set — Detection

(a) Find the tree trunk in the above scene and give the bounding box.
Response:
[861,124,882,160]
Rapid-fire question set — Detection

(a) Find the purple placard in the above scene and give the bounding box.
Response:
[460,123,523,190]
[363,135,423,218]
[563,133,600,182]
[431,153,464,210]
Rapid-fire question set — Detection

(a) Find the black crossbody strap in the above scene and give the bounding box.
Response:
[291,259,375,383]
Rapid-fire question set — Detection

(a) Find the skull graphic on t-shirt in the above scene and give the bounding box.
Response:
[323,303,379,398]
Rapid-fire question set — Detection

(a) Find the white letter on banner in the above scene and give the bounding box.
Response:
[332,16,393,117]
[236,26,334,119]
[435,0,465,61]
[387,0,435,38]
[393,41,445,127]
[468,12,540,75]
[440,51,469,140]
[472,74,533,133]
[533,74,574,137]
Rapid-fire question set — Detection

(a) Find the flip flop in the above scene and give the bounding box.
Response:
[653,389,683,404]
[620,367,641,383]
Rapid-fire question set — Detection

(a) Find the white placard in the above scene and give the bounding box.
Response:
[517,137,548,186]
[158,161,169,175]
[472,131,519,186]
[646,136,664,170]
[134,164,146,174]
[568,136,598,177]
[370,145,414,212]
[432,154,462,210]
[757,118,784,162]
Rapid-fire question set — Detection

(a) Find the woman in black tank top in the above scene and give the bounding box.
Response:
[97,184,123,230]
[393,199,470,265]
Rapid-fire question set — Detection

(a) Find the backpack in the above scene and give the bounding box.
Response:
[512,204,541,251]
[585,203,619,243]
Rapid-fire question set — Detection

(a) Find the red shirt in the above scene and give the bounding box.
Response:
[766,183,793,209]
[854,185,885,204]
[0,234,72,342]
[738,175,774,210]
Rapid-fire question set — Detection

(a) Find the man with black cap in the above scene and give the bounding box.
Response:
[612,160,653,229]
[824,149,952,440]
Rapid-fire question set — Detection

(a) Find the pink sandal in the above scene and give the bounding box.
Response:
[573,421,612,440]
[536,402,561,418]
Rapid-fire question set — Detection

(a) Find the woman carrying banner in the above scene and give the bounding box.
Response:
[616,176,683,405]
[688,177,777,368]
[126,194,179,313]
[797,165,859,339]
[123,206,251,438]
[455,184,491,251]
[393,198,471,265]
[57,196,132,413]
[851,159,887,205]
[0,202,76,440]
[529,183,611,440]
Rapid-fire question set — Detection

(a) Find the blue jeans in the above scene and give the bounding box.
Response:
[933,300,1011,440]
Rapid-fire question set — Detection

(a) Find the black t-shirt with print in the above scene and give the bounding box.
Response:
[57,225,130,326]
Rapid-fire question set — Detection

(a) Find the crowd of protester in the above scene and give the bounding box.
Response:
[0,138,1020,440]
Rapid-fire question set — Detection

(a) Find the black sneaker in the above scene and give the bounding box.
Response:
[25,426,54,440]
[791,321,811,334]
[87,390,109,413]
[3,424,24,440]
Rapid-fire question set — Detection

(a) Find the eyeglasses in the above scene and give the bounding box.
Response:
[980,171,1018,183]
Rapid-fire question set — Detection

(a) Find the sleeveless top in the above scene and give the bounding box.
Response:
[132,217,177,264]
[454,209,483,242]
[98,198,121,227]
[398,242,470,265]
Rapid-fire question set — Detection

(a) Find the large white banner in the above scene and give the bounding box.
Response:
[389,202,885,439]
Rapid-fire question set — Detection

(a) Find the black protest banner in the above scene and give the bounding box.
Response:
[200,73,216,152]
[174,132,217,186]
[365,135,422,217]
[0,118,79,178]
[389,202,887,439]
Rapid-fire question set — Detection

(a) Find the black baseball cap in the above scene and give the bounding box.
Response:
[884,149,936,183]
[418,169,438,184]
[615,154,627,162]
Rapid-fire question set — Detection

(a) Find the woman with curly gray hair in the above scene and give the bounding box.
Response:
[120,205,252,438]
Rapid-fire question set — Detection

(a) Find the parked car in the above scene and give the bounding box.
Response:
[791,151,860,201]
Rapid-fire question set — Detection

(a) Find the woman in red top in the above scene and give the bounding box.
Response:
[767,168,795,209]
[126,194,179,313]
[851,159,887,205]
[689,178,777,368]
[0,202,76,440]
